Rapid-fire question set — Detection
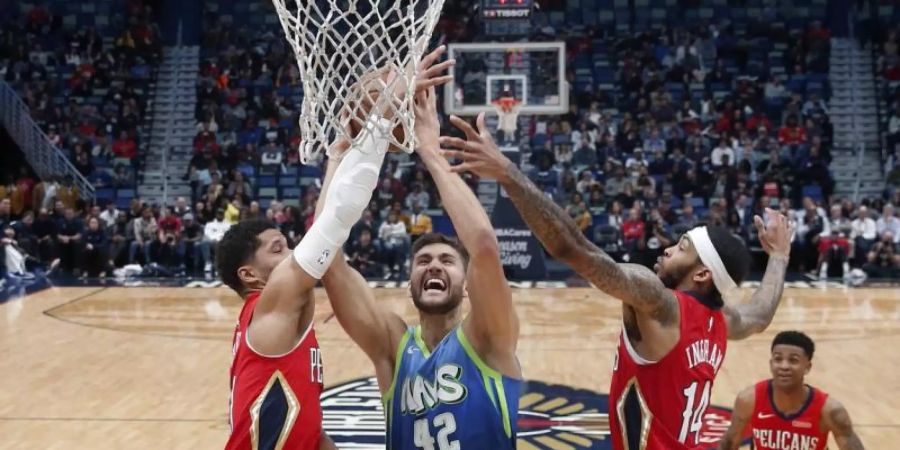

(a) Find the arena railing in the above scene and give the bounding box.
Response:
[0,80,95,200]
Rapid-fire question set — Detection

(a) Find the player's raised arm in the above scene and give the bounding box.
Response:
[320,46,456,392]
[441,124,677,320]
[822,399,865,450]
[414,88,519,372]
[247,104,389,356]
[724,208,791,340]
[717,387,754,450]
[318,146,407,392]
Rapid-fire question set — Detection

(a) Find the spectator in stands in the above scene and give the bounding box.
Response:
[888,110,900,156]
[566,192,592,235]
[112,131,138,159]
[32,208,58,265]
[778,115,808,163]
[82,216,109,278]
[802,92,829,118]
[408,203,433,243]
[794,199,826,272]
[378,209,410,280]
[278,205,304,247]
[1,224,29,279]
[621,207,646,247]
[155,207,184,273]
[99,202,121,228]
[850,206,878,261]
[56,207,84,275]
[347,228,382,278]
[677,202,699,229]
[172,197,191,218]
[260,141,283,170]
[200,209,231,276]
[817,204,852,279]
[746,108,772,132]
[108,213,130,268]
[224,196,242,224]
[351,209,379,244]
[168,210,197,270]
[0,199,10,229]
[863,231,899,278]
[112,164,134,188]
[711,138,735,168]
[876,204,900,242]
[57,176,80,210]
[405,183,430,210]
[604,165,627,197]
[226,172,252,200]
[130,207,157,264]
[765,76,786,100]
[11,211,37,260]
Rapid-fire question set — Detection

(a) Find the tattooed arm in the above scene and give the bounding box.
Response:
[822,398,865,450]
[724,209,792,340]
[717,387,754,450]
[442,129,676,319]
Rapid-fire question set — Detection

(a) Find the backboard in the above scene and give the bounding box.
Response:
[444,42,568,116]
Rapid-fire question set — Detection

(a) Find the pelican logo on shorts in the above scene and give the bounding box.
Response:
[321,377,742,449]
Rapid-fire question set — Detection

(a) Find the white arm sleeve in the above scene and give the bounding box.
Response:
[293,120,389,279]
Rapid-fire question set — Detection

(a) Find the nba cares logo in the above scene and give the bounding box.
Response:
[320,377,740,449]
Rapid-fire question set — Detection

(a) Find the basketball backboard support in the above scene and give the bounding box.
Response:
[444,42,567,116]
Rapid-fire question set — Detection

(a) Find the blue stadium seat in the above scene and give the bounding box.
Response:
[280,187,302,199]
[802,185,823,202]
[432,215,456,236]
[95,187,115,203]
[258,175,276,187]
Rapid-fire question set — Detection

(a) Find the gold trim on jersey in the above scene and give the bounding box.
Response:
[249,370,301,450]
[615,377,653,450]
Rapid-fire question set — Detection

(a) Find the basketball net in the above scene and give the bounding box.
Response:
[272,0,446,164]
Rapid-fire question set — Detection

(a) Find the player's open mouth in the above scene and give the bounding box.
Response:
[424,278,447,293]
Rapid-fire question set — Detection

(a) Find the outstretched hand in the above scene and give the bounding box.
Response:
[440,114,514,182]
[753,207,793,259]
[413,86,441,153]
[413,45,455,93]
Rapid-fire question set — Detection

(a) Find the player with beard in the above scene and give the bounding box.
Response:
[218,47,453,450]
[440,112,793,449]
[320,86,521,449]
[718,331,864,450]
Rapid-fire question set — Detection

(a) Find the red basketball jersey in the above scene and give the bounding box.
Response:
[750,380,829,450]
[609,290,728,450]
[225,291,324,450]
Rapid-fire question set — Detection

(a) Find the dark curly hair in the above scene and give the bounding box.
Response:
[216,219,279,296]
[772,331,815,359]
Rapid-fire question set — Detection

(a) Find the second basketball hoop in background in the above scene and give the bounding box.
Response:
[493,95,522,146]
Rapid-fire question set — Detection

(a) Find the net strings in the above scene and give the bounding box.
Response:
[272,0,445,164]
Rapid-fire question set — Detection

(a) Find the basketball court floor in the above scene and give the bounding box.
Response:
[1,283,897,449]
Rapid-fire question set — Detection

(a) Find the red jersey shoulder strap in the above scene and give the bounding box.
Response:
[808,386,829,427]
[754,380,770,413]
[239,291,261,331]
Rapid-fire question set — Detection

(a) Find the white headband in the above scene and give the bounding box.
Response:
[686,226,739,299]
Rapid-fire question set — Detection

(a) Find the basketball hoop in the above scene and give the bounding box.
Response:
[492,96,522,142]
[272,0,446,164]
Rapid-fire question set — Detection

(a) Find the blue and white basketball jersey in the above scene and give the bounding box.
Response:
[384,325,521,450]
